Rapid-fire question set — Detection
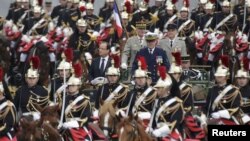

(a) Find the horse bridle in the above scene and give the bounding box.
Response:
[127,120,141,141]
[101,117,117,138]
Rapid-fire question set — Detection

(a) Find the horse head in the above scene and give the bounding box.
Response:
[98,99,119,138]
[117,114,154,141]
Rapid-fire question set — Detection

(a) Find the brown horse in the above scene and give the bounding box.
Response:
[17,117,61,141]
[98,100,119,139]
[117,114,154,141]
[38,104,60,129]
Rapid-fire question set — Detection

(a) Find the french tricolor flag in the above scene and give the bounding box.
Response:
[113,1,123,38]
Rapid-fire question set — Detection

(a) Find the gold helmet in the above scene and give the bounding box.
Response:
[134,56,148,78]
[214,55,230,77]
[169,51,182,74]
[57,48,73,70]
[26,56,40,78]
[106,56,120,76]
[67,63,83,86]
[33,5,42,13]
[235,58,250,78]
[77,19,87,27]
[222,0,230,7]
[154,66,172,88]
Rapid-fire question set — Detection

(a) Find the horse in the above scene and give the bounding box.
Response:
[98,99,119,139]
[17,117,61,141]
[37,104,60,129]
[117,114,154,141]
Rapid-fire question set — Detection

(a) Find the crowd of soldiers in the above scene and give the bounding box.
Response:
[1,0,250,141]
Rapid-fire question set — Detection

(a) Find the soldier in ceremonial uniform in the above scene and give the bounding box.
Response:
[83,2,101,31]
[99,0,114,22]
[50,49,72,101]
[58,63,92,140]
[121,21,147,69]
[150,0,165,14]
[235,59,250,115]
[22,6,48,35]
[128,57,157,125]
[210,0,238,33]
[68,19,96,57]
[168,52,205,140]
[190,0,207,30]
[180,55,202,81]
[202,56,250,125]
[13,0,33,24]
[95,60,129,109]
[233,0,245,30]
[148,66,184,140]
[0,68,17,141]
[64,0,81,30]
[200,2,214,31]
[51,0,67,20]
[14,57,49,120]
[132,32,170,83]
[6,0,22,21]
[128,1,156,32]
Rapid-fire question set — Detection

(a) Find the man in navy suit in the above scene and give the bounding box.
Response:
[88,42,112,85]
[132,32,170,83]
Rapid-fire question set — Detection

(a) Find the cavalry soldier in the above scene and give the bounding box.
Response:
[13,0,33,25]
[83,2,101,32]
[50,49,73,101]
[132,32,170,83]
[121,21,147,69]
[95,59,130,109]
[64,0,81,30]
[202,56,250,125]
[129,57,157,126]
[57,0,74,27]
[148,66,184,140]
[14,56,49,120]
[191,0,207,29]
[168,52,205,140]
[68,19,96,57]
[210,0,238,33]
[200,2,215,31]
[58,63,92,140]
[233,0,245,31]
[0,68,17,141]
[128,1,157,32]
[150,0,165,14]
[235,59,250,115]
[243,3,250,42]
[22,6,49,35]
[157,3,177,32]
[6,0,22,21]
[51,0,67,20]
[99,0,114,22]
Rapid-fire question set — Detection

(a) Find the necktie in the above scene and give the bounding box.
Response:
[170,40,173,48]
[100,58,105,73]
[149,49,153,54]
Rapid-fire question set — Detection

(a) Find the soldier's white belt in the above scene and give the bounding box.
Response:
[156,98,176,123]
[66,117,81,122]
[105,85,123,102]
[134,87,153,111]
[212,85,233,110]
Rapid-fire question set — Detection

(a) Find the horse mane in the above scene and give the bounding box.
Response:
[99,100,117,118]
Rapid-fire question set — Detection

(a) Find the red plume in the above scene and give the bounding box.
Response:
[73,63,83,78]
[220,55,229,68]
[0,67,3,82]
[137,56,147,70]
[183,0,189,7]
[209,0,216,3]
[144,0,149,4]
[30,56,40,69]
[158,66,167,80]
[125,1,132,13]
[172,52,181,66]
[111,55,120,68]
[79,6,86,12]
[64,48,73,62]
[172,0,178,4]
[243,57,250,71]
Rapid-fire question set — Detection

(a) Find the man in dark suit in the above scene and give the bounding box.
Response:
[88,42,112,85]
[132,32,170,83]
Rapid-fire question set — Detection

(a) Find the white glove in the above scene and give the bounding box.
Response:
[20,53,27,62]
[197,52,203,58]
[138,112,151,120]
[211,112,220,119]
[49,52,56,62]
[146,127,153,134]
[93,110,99,118]
[63,120,79,129]
[242,114,250,124]
[218,109,230,119]
[152,125,170,137]
[91,77,107,85]
[116,109,126,118]
[121,63,128,70]
[33,112,41,121]
[200,113,207,125]
[56,84,68,94]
